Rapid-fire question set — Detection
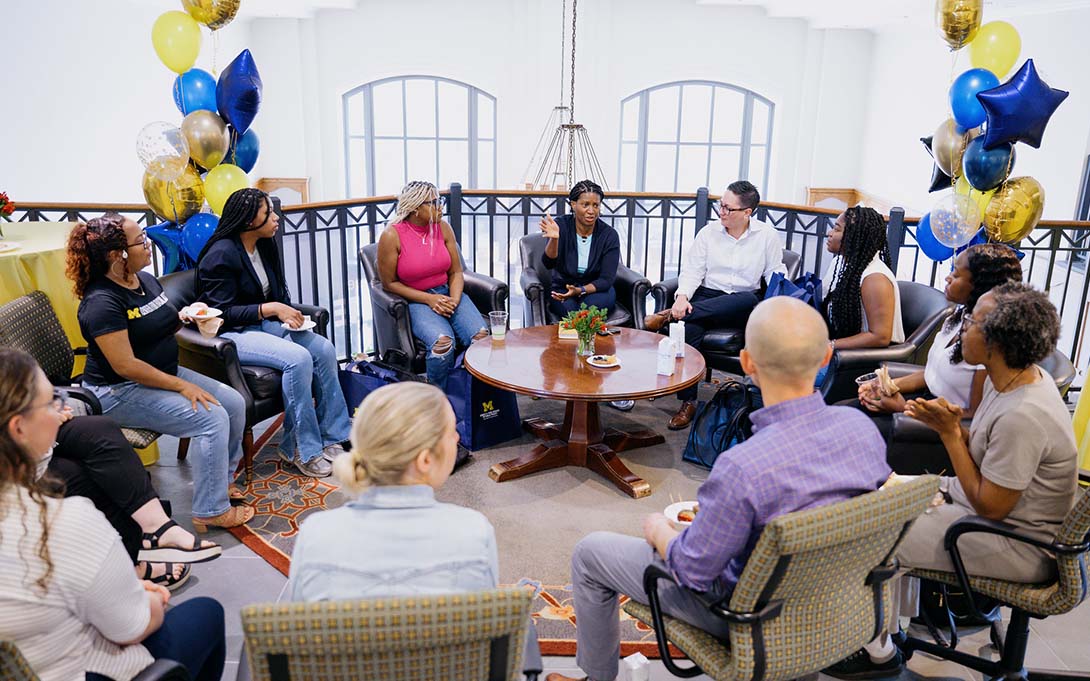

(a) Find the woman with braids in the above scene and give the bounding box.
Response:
[826,283,1077,679]
[66,213,252,532]
[377,181,488,389]
[195,188,351,479]
[823,205,904,350]
[857,244,1023,425]
[0,348,227,681]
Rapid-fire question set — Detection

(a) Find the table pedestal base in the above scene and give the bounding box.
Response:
[487,400,663,498]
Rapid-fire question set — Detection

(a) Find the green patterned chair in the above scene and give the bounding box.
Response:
[241,588,534,681]
[623,475,940,681]
[901,487,1090,681]
[0,640,188,681]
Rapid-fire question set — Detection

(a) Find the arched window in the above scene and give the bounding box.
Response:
[343,76,497,196]
[618,80,773,194]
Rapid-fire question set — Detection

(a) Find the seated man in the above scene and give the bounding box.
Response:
[548,297,890,681]
[645,180,786,429]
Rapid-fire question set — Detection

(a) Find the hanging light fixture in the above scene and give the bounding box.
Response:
[521,0,609,191]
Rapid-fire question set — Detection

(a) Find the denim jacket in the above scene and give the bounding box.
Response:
[288,484,499,601]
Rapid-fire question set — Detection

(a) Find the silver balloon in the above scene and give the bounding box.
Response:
[136,121,190,182]
[930,193,981,248]
[181,110,230,170]
[931,118,979,177]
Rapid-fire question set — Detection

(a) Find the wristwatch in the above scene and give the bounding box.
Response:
[579,286,587,297]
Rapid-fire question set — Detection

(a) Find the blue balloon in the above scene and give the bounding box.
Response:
[227,127,260,173]
[916,213,955,262]
[217,49,263,135]
[181,213,220,263]
[172,69,218,116]
[978,59,1070,150]
[962,137,1015,191]
[147,222,192,274]
[949,68,1000,129]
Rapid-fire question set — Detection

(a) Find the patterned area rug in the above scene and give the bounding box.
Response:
[229,417,701,658]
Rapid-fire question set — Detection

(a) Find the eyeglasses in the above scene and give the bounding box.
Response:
[718,203,749,215]
[127,230,150,249]
[23,394,67,416]
[420,199,442,209]
[962,313,978,328]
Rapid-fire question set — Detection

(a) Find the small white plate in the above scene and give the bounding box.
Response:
[587,354,621,368]
[283,320,316,332]
[181,305,222,319]
[0,241,21,254]
[664,501,699,526]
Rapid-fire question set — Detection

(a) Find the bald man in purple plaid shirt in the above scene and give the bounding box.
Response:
[547,297,891,681]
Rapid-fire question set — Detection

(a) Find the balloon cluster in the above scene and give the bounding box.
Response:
[917,0,1068,261]
[139,1,262,272]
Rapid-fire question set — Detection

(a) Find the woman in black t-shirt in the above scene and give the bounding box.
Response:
[66,214,253,532]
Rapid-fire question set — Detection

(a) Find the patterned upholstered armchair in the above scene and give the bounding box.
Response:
[901,488,1090,681]
[0,641,188,681]
[0,291,162,451]
[241,588,533,681]
[623,475,939,681]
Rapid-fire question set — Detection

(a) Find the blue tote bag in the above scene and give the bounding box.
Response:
[445,353,523,451]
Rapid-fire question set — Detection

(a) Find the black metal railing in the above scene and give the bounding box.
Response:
[15,187,1090,387]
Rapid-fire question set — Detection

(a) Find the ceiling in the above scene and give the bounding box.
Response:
[693,0,1090,30]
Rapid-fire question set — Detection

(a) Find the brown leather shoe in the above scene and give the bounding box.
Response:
[644,309,673,332]
[667,401,697,430]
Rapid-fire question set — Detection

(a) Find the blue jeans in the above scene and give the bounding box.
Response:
[86,367,245,518]
[86,597,226,681]
[548,286,616,321]
[408,284,486,389]
[222,320,351,464]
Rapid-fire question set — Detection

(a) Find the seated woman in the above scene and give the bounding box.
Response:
[539,179,621,319]
[856,243,1023,436]
[826,283,1078,678]
[47,402,221,590]
[67,213,252,532]
[195,188,351,479]
[0,348,227,681]
[377,181,488,389]
[289,381,540,673]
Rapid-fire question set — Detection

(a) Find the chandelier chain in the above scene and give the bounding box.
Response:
[567,0,578,185]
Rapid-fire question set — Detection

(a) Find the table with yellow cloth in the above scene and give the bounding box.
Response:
[0,222,159,465]
[1070,386,1090,480]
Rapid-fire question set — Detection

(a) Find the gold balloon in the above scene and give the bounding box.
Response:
[935,0,982,50]
[983,177,1045,243]
[932,119,979,177]
[181,0,240,31]
[181,110,230,171]
[143,164,205,223]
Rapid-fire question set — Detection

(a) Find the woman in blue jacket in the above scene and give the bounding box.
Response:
[539,180,621,320]
[195,189,351,479]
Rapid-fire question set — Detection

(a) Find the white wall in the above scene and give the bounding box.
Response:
[856,8,1090,218]
[3,0,252,204]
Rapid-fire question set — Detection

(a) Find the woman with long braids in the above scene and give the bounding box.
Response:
[823,205,904,349]
[377,181,488,389]
[195,188,351,479]
[0,348,227,681]
[67,214,252,533]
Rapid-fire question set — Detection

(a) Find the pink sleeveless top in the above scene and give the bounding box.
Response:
[393,221,451,291]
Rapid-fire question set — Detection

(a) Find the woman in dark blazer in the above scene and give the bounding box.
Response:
[195,189,351,479]
[539,180,621,320]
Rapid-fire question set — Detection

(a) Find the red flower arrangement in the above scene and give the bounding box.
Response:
[0,192,14,221]
[561,303,607,355]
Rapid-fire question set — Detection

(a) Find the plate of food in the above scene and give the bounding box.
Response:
[586,354,620,368]
[664,501,700,526]
[181,303,222,319]
[0,241,21,254]
[282,319,316,332]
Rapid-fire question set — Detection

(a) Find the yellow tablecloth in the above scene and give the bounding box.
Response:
[1071,387,1090,474]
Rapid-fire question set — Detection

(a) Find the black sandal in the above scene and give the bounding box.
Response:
[137,519,222,564]
[140,561,192,592]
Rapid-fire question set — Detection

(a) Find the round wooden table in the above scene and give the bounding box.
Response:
[463,325,705,498]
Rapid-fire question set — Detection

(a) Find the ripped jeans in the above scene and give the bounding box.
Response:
[407,284,486,389]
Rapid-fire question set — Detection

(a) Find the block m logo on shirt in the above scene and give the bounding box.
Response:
[127,308,142,320]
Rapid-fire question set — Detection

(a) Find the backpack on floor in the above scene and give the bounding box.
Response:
[681,378,763,469]
[338,349,423,418]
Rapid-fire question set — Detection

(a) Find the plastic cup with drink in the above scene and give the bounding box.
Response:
[489,311,508,340]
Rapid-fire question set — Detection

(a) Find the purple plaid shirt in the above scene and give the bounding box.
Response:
[667,391,890,594]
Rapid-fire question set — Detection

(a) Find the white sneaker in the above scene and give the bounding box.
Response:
[293,453,332,478]
[322,443,346,462]
[609,400,636,411]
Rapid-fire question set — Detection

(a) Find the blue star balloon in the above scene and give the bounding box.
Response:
[978,59,1069,150]
[216,49,263,135]
[147,222,193,274]
[954,229,988,256]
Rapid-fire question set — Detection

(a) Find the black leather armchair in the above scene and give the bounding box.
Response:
[821,281,954,403]
[517,233,651,328]
[887,348,1076,474]
[159,269,330,484]
[647,249,802,375]
[358,242,508,374]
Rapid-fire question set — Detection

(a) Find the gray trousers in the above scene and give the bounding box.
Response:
[571,532,732,681]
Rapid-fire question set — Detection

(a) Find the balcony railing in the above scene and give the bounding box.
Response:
[15,186,1090,388]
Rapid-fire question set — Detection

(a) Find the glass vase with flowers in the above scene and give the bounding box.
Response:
[561,304,607,357]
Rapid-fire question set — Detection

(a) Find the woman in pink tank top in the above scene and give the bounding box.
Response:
[376,181,488,388]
